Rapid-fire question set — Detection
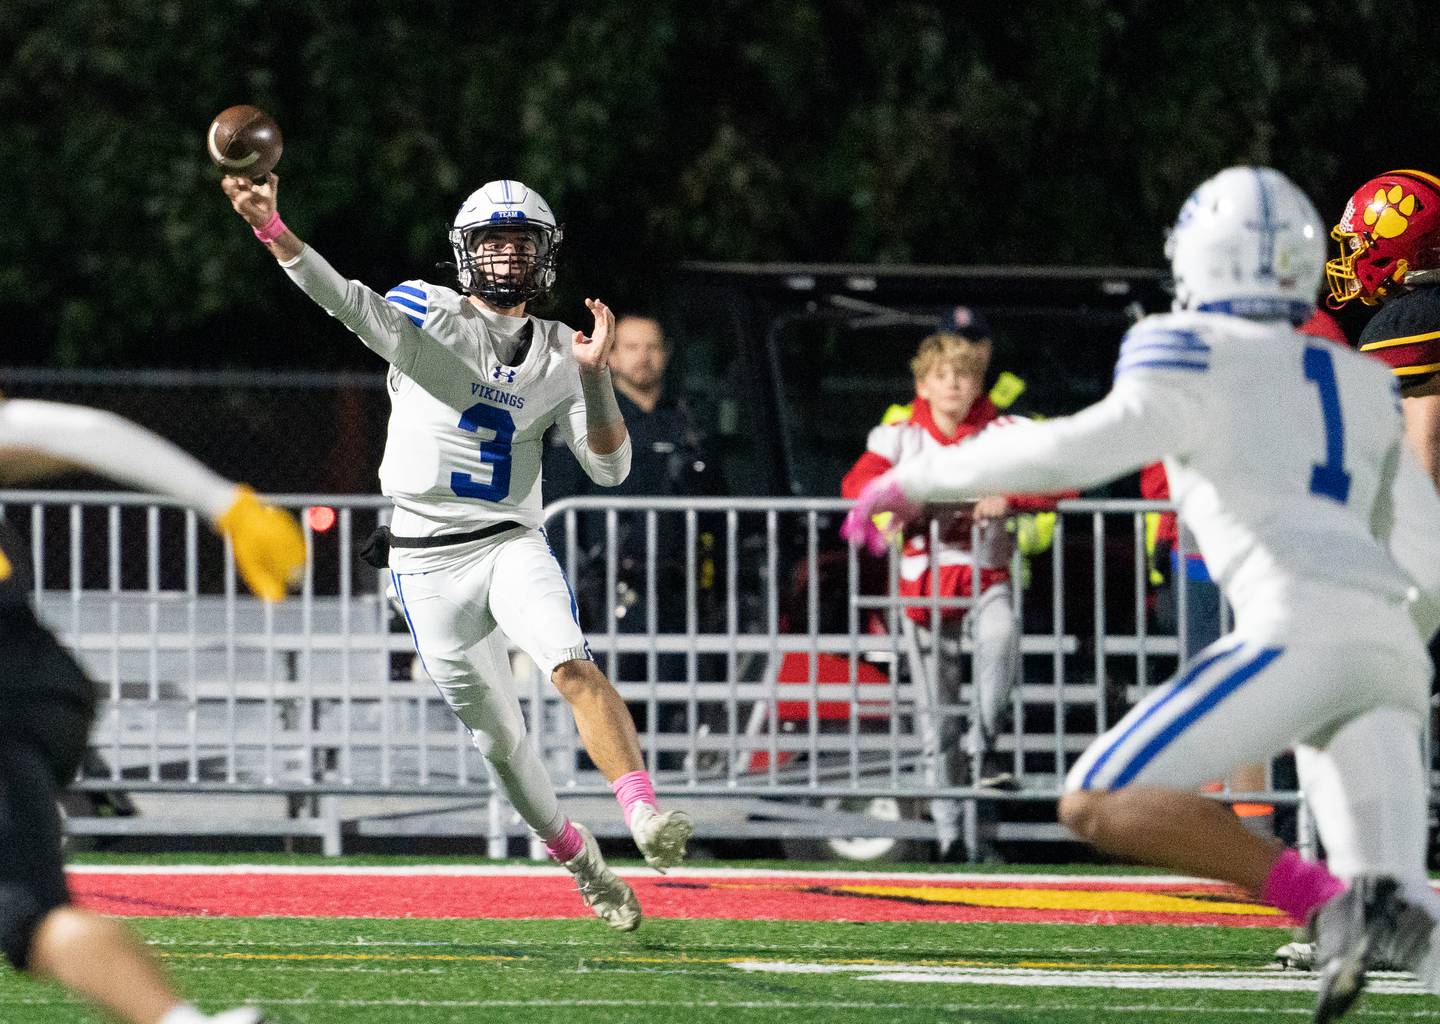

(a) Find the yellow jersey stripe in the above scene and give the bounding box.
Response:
[0,547,11,582]
[1360,329,1440,352]
[1393,361,1440,377]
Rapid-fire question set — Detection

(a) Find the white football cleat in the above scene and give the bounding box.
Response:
[630,805,693,872]
[1274,940,1316,971]
[563,823,641,932]
[207,1009,273,1024]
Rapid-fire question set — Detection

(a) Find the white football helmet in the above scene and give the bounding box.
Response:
[1165,166,1324,323]
[448,179,562,307]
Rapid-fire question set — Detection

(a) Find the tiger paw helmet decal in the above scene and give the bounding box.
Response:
[1328,169,1440,306]
[1365,184,1418,240]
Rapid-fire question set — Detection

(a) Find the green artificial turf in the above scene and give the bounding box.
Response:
[2,913,1435,1023]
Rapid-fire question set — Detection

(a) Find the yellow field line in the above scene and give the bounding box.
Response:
[169,952,521,963]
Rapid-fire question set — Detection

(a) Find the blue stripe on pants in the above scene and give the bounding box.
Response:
[1111,646,1284,789]
[390,571,433,679]
[539,526,592,660]
[1080,641,1245,790]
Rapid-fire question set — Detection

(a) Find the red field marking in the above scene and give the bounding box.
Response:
[67,870,1288,926]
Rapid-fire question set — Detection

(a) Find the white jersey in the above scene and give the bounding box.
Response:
[892,310,1440,636]
[279,246,628,557]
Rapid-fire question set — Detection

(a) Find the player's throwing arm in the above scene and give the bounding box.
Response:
[222,172,302,262]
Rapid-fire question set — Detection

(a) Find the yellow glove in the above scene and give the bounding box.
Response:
[215,486,306,602]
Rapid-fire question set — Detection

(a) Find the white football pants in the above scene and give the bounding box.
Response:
[389,528,591,840]
[1066,590,1431,882]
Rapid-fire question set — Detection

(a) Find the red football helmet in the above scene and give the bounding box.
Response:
[1327,169,1440,306]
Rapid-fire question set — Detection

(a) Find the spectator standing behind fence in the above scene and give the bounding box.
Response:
[842,312,1067,857]
[0,397,305,1024]
[543,316,726,680]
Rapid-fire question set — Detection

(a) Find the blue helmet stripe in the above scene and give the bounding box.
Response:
[1195,298,1313,324]
[1253,168,1277,279]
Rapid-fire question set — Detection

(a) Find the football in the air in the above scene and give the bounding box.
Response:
[206,105,283,181]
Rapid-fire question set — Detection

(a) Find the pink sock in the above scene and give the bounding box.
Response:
[543,819,585,864]
[611,770,658,828]
[1261,848,1346,922]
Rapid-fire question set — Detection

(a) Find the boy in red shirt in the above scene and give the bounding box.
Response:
[843,319,1059,853]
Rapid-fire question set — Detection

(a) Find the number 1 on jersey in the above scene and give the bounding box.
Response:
[450,401,515,502]
[1303,346,1351,505]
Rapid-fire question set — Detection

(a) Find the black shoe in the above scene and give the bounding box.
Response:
[976,752,1021,791]
[976,770,1021,792]
[1313,876,1403,1023]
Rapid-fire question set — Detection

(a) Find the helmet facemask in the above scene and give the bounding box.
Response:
[1326,226,1403,307]
[448,222,562,308]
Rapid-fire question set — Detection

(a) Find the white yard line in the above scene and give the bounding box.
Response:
[734,960,1435,996]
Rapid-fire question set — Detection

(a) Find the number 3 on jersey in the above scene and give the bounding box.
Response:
[1303,346,1352,505]
[450,401,515,502]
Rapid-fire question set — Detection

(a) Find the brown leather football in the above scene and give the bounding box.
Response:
[207,105,283,181]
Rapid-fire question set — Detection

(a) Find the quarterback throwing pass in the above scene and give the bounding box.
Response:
[222,172,691,932]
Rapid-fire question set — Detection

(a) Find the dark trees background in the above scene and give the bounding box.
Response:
[2,0,1437,368]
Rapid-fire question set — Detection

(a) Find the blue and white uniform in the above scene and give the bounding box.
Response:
[890,309,1440,876]
[279,243,631,837]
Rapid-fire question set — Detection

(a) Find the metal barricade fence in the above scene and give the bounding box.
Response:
[0,490,1332,857]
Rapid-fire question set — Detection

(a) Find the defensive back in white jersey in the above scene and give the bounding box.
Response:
[1137,310,1414,620]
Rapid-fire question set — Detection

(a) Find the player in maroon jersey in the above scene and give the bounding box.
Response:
[1327,169,1440,487]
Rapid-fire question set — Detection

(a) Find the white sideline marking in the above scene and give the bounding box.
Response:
[733,960,1433,996]
[6,995,1440,1016]
[66,864,1237,884]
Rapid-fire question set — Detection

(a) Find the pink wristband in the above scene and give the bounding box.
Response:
[253,211,287,244]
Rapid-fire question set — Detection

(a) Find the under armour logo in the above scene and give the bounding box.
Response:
[492,366,516,384]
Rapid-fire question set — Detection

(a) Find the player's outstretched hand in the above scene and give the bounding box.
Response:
[841,472,926,557]
[215,486,307,602]
[221,172,280,231]
[573,298,617,373]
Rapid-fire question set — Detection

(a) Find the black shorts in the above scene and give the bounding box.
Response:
[0,613,95,969]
